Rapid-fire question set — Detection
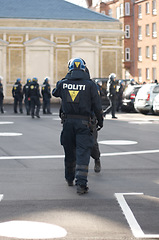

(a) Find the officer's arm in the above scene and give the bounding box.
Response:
[91,83,103,129]
[52,80,62,98]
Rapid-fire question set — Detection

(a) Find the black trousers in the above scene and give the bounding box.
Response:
[30,96,41,116]
[14,96,23,113]
[0,95,4,113]
[60,118,94,186]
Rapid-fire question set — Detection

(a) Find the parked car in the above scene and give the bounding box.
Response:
[153,93,159,114]
[121,84,141,112]
[134,83,159,114]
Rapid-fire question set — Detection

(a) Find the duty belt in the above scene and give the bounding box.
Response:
[64,114,90,121]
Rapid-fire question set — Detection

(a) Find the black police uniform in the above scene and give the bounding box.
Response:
[52,69,103,190]
[23,81,31,115]
[116,83,124,112]
[0,81,4,113]
[41,80,51,114]
[107,79,117,118]
[12,80,23,113]
[28,80,41,118]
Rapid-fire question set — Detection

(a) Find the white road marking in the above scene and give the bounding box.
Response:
[0,195,3,201]
[0,133,22,136]
[115,193,159,238]
[99,140,137,145]
[0,149,159,160]
[129,121,152,124]
[101,149,159,157]
[0,221,67,239]
[0,122,14,124]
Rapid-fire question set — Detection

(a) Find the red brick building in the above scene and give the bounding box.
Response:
[87,0,159,83]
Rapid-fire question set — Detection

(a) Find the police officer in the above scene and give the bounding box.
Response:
[0,76,4,113]
[60,65,102,174]
[23,78,31,115]
[28,77,41,118]
[116,80,124,112]
[104,73,117,119]
[52,58,103,195]
[41,77,52,114]
[12,78,23,113]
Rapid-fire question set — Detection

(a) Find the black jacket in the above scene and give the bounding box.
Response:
[28,81,41,98]
[41,81,51,99]
[12,81,23,99]
[52,70,103,127]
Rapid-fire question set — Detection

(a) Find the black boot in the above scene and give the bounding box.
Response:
[77,185,89,195]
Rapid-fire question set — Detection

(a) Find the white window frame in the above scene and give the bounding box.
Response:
[125,48,130,61]
[152,0,157,15]
[146,2,150,14]
[125,70,130,79]
[125,25,130,38]
[146,24,150,36]
[138,5,142,19]
[125,2,130,16]
[138,26,142,40]
[152,23,157,38]
[108,9,112,17]
[138,69,142,83]
[146,46,150,58]
[152,68,156,81]
[138,47,142,61]
[116,6,120,19]
[120,3,124,17]
[146,68,150,80]
[152,45,157,60]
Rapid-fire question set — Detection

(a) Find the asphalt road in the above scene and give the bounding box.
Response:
[0,104,159,240]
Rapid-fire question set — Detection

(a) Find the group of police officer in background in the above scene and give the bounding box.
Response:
[11,76,52,118]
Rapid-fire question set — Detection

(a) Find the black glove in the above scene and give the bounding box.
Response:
[96,120,103,131]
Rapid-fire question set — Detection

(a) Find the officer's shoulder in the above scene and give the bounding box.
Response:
[58,78,67,84]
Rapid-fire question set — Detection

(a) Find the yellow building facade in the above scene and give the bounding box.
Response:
[0,1,123,101]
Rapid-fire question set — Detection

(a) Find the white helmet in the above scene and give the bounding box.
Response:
[0,76,3,80]
[109,73,116,81]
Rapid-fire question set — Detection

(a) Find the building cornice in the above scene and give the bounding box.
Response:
[0,26,124,36]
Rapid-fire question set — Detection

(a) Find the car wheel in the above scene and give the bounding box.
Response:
[140,110,149,115]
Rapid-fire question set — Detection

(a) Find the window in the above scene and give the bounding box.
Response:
[138,5,142,19]
[152,23,157,38]
[108,9,112,17]
[153,86,159,93]
[146,2,150,14]
[138,26,142,40]
[152,68,157,81]
[152,0,157,15]
[146,46,150,58]
[152,45,157,60]
[138,47,142,61]
[125,2,130,16]
[125,48,130,61]
[125,70,130,79]
[138,69,142,83]
[116,6,120,19]
[146,68,150,80]
[146,24,150,36]
[120,3,124,17]
[125,25,130,38]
